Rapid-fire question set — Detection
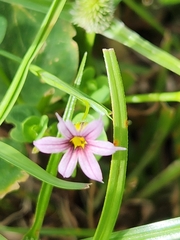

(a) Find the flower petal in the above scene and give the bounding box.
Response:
[87,140,126,156]
[33,137,69,154]
[58,147,78,178]
[56,113,78,139]
[81,117,103,140]
[78,148,103,182]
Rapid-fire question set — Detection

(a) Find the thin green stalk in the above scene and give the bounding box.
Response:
[93,49,128,239]
[103,19,180,76]
[63,52,88,120]
[0,0,67,125]
[3,217,180,239]
[0,226,95,238]
[85,32,95,66]
[23,54,87,240]
[85,33,95,55]
[23,153,62,240]
[126,91,180,103]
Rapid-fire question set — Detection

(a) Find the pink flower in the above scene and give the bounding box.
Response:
[33,113,126,182]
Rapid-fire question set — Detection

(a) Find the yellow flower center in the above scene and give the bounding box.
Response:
[70,136,87,149]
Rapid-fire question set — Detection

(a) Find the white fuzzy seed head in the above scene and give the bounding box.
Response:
[71,0,115,33]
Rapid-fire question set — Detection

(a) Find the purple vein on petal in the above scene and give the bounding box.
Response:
[78,148,103,182]
[56,113,76,139]
[87,140,126,156]
[58,147,78,178]
[33,137,69,153]
[65,120,79,136]
[81,117,103,140]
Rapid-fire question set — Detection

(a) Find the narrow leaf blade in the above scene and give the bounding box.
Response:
[0,142,89,190]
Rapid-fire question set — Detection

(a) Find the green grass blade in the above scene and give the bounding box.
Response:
[0,0,67,125]
[0,226,95,238]
[126,91,180,103]
[103,19,180,75]
[62,52,88,120]
[0,142,89,190]
[36,68,111,117]
[109,217,180,239]
[0,48,111,117]
[138,160,180,198]
[127,106,174,186]
[86,217,180,240]
[0,234,7,240]
[0,0,51,13]
[93,49,128,239]
[158,0,180,5]
[2,217,180,239]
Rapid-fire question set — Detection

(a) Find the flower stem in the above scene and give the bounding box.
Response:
[126,91,180,103]
[93,49,128,239]
[23,153,62,240]
[23,53,88,239]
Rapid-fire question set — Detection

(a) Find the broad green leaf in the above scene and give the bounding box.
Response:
[0,0,51,13]
[22,18,79,105]
[8,5,43,52]
[0,3,78,105]
[0,142,89,190]
[0,15,7,44]
[0,0,72,20]
[6,104,40,125]
[0,3,43,75]
[34,19,78,83]
[0,158,28,199]
[103,19,180,76]
[0,0,67,125]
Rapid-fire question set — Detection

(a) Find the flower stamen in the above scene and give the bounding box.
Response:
[74,122,86,131]
[70,136,87,149]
